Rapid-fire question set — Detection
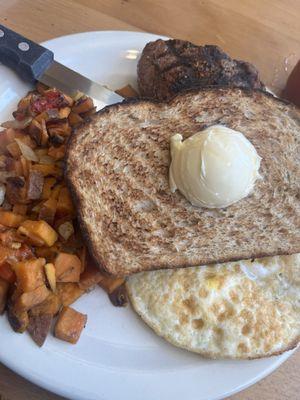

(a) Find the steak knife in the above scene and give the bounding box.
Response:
[0,24,123,109]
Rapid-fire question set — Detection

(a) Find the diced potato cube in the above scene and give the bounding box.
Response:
[13,204,27,215]
[0,211,26,228]
[38,197,57,225]
[54,306,87,344]
[15,258,46,292]
[17,284,50,311]
[18,220,58,247]
[7,302,29,332]
[41,177,56,200]
[45,263,56,292]
[72,97,94,114]
[0,262,16,284]
[6,141,22,158]
[54,253,81,282]
[56,282,84,306]
[56,187,75,216]
[27,313,52,347]
[31,163,62,177]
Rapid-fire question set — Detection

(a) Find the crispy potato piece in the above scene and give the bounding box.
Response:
[38,197,57,225]
[13,204,27,215]
[50,184,62,200]
[79,260,104,291]
[0,211,26,228]
[31,163,62,178]
[41,177,56,200]
[98,276,125,294]
[115,84,139,98]
[30,292,61,316]
[18,220,58,247]
[0,278,9,314]
[7,302,29,333]
[27,170,44,200]
[56,282,84,306]
[44,263,56,292]
[17,284,50,311]
[27,313,52,347]
[14,258,46,292]
[68,112,83,127]
[54,252,81,283]
[72,97,94,114]
[48,145,66,160]
[54,306,87,344]
[56,187,75,217]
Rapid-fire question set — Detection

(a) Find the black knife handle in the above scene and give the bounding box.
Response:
[0,24,54,82]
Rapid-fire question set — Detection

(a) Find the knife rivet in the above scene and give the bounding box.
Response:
[18,42,30,51]
[0,29,4,38]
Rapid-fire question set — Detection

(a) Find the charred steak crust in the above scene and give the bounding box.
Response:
[137,39,264,100]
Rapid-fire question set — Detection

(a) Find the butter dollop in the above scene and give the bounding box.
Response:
[169,125,261,208]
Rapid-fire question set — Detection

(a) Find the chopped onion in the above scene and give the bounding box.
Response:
[15,138,39,162]
[58,221,74,240]
[0,183,5,205]
[1,117,32,129]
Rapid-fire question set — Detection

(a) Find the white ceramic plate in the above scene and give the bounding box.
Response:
[0,31,293,400]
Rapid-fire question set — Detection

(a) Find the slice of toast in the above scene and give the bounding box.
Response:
[66,87,300,276]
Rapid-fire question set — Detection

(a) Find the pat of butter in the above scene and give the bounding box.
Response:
[169,125,261,208]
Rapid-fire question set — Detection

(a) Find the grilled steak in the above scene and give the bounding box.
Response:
[137,39,264,100]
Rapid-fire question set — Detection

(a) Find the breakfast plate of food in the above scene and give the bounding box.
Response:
[0,30,299,400]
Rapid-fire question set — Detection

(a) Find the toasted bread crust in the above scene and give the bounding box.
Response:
[66,87,300,276]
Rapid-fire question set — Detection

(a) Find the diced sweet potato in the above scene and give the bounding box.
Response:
[56,282,84,306]
[54,252,81,282]
[7,302,29,333]
[13,204,27,215]
[14,258,46,292]
[115,84,139,98]
[68,112,83,127]
[79,260,104,291]
[41,177,56,200]
[50,184,62,200]
[27,170,44,200]
[31,163,62,177]
[56,187,75,216]
[54,306,87,344]
[38,197,57,225]
[27,313,52,347]
[44,263,56,292]
[30,292,61,316]
[98,276,125,294]
[18,220,58,247]
[0,278,9,314]
[0,211,26,228]
[48,145,66,160]
[72,97,94,114]
[17,284,50,311]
